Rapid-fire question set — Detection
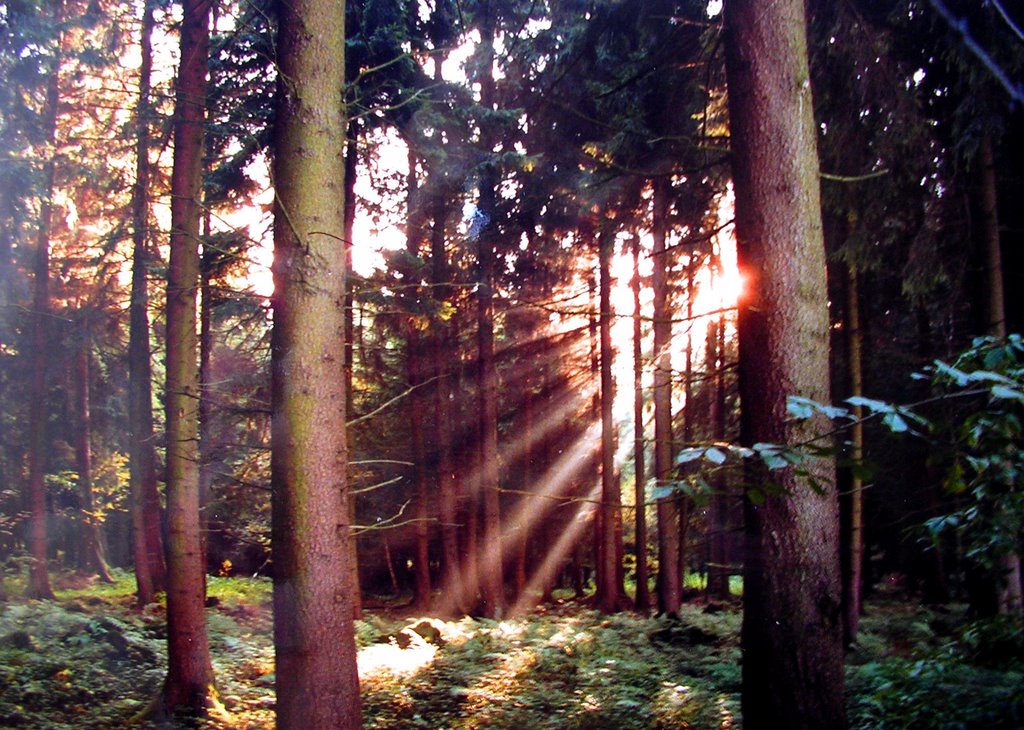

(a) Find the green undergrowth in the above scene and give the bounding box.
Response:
[1,572,1022,728]
[847,599,1024,729]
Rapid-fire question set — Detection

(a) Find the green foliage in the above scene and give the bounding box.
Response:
[847,658,1024,729]
[205,575,272,608]
[921,336,1024,573]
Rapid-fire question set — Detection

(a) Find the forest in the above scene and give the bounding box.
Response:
[0,0,1022,727]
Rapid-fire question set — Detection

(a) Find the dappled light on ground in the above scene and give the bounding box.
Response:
[2,573,1022,728]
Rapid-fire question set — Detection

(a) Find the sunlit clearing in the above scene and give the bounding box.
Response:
[358,637,437,677]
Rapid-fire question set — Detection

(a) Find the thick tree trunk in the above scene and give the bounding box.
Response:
[598,226,624,613]
[161,0,217,716]
[25,10,62,601]
[271,0,363,725]
[74,332,113,582]
[632,235,651,611]
[724,0,847,726]
[652,179,680,616]
[129,0,165,605]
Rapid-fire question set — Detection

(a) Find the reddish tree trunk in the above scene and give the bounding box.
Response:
[598,227,624,613]
[632,235,651,611]
[652,179,680,616]
[129,0,165,605]
[161,0,217,716]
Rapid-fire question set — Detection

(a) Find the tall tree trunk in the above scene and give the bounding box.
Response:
[632,235,651,611]
[432,194,463,614]
[406,150,432,610]
[476,3,504,619]
[161,0,217,716]
[25,6,62,601]
[598,226,624,613]
[74,326,113,582]
[129,0,165,605]
[343,123,362,620]
[978,132,1022,615]
[652,178,680,616]
[843,262,865,644]
[724,0,846,726]
[199,211,214,587]
[271,0,363,724]
[707,314,731,601]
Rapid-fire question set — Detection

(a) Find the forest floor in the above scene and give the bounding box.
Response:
[0,570,1022,729]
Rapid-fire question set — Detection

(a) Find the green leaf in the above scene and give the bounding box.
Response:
[932,360,969,387]
[651,485,677,501]
[751,443,786,470]
[704,447,727,465]
[787,395,850,420]
[675,448,704,465]
[845,395,894,414]
[883,412,909,433]
[990,384,1024,403]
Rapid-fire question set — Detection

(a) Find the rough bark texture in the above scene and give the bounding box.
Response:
[652,179,680,616]
[162,0,216,715]
[271,0,363,725]
[128,0,165,605]
[724,0,847,726]
[632,236,651,611]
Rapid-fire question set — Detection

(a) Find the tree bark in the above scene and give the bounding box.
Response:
[724,0,846,726]
[475,2,504,618]
[406,150,432,610]
[161,0,217,716]
[74,328,113,582]
[652,178,680,616]
[271,0,363,724]
[129,0,165,605]
[707,309,731,601]
[844,262,864,644]
[978,131,1022,616]
[632,235,651,611]
[598,226,624,613]
[343,123,362,620]
[25,4,62,601]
